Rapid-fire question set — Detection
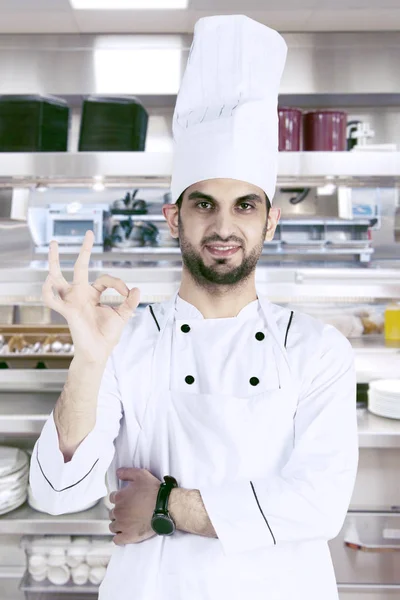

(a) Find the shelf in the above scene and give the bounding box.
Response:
[0,265,400,305]
[0,151,399,187]
[110,215,373,227]
[20,571,99,595]
[0,370,66,392]
[0,396,55,435]
[0,502,111,535]
[357,410,400,449]
[0,366,400,446]
[352,336,400,384]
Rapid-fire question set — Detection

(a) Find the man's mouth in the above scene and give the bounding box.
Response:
[204,244,241,258]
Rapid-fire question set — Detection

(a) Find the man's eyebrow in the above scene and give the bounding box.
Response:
[187,191,263,204]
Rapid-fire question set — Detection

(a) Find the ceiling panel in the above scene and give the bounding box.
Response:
[0,0,400,32]
[0,0,71,10]
[0,13,79,33]
[317,0,400,7]
[190,0,319,8]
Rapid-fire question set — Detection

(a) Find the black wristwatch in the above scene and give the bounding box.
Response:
[151,475,178,536]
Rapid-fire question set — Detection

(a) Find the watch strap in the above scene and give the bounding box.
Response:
[154,476,178,514]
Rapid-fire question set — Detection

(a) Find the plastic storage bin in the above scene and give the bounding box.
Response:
[78,96,148,151]
[0,95,69,152]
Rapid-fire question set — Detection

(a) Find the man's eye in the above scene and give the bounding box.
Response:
[238,203,253,210]
[197,202,213,209]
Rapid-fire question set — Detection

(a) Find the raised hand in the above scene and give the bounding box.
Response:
[42,230,140,363]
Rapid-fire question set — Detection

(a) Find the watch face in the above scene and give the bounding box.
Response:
[151,514,175,536]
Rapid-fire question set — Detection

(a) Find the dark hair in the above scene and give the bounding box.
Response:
[175,190,271,214]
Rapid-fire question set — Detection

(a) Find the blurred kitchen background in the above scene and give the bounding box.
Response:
[0,1,400,599]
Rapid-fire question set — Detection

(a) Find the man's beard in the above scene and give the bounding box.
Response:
[178,218,267,288]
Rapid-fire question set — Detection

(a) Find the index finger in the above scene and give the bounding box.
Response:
[73,230,94,285]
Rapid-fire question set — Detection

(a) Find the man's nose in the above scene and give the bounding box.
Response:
[212,210,237,240]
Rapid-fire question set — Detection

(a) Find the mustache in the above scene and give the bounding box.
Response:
[202,236,244,246]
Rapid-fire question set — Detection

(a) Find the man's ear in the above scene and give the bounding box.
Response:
[162,204,180,238]
[265,206,280,242]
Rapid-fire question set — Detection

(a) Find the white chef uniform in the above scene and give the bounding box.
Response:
[29,13,359,600]
[30,292,358,600]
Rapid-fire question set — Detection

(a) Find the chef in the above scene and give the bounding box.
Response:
[30,14,359,600]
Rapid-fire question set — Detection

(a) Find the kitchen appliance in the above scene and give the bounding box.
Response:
[278,107,302,151]
[28,203,109,250]
[303,110,347,151]
[78,96,148,152]
[0,95,69,152]
[45,204,106,246]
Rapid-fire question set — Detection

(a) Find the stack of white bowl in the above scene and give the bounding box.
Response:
[368,379,400,419]
[23,535,114,586]
[0,447,29,515]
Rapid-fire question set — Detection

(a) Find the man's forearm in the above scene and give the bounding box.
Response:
[169,488,218,539]
[54,355,108,462]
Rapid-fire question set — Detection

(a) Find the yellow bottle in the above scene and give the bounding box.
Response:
[384,303,400,342]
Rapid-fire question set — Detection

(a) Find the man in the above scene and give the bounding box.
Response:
[30,15,358,600]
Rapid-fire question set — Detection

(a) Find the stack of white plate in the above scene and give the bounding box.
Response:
[0,447,29,515]
[368,379,400,420]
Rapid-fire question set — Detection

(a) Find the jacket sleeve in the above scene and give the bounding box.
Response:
[199,325,359,556]
[29,351,123,516]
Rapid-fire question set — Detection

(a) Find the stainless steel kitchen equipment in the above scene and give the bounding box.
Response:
[27,203,110,250]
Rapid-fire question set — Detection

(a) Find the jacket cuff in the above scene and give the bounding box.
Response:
[200,480,276,556]
[35,411,102,492]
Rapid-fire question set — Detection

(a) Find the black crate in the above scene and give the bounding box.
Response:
[0,95,69,152]
[78,96,148,152]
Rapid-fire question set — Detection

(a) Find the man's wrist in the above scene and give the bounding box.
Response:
[168,487,217,538]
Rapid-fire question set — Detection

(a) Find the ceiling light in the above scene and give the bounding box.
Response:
[70,0,188,9]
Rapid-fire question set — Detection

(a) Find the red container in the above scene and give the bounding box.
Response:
[278,107,302,151]
[303,110,347,151]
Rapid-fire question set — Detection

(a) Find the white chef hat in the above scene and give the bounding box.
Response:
[170,14,287,204]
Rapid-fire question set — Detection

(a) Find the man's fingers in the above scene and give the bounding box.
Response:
[73,230,94,285]
[114,287,140,323]
[41,276,67,315]
[91,275,129,297]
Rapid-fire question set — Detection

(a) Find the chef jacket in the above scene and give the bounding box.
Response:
[30,293,359,600]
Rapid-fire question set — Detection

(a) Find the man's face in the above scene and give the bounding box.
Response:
[163,178,280,287]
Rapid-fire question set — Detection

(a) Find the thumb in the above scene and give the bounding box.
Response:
[115,287,140,322]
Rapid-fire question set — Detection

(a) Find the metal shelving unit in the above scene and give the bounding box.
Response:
[0,151,399,187]
[0,503,111,535]
[1,368,400,444]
